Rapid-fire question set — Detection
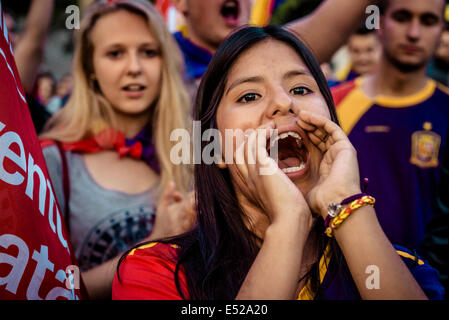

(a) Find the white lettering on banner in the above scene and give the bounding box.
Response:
[0,234,78,300]
[0,234,29,294]
[0,121,69,253]
[25,154,47,216]
[27,245,54,300]
[45,269,77,300]
[0,47,26,103]
[0,130,26,185]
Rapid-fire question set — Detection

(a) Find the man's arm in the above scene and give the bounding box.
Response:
[287,0,378,63]
[14,0,54,94]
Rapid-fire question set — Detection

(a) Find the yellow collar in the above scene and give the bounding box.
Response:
[355,77,436,108]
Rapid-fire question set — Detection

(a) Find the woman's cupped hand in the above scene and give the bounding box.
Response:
[231,122,313,229]
[297,110,362,219]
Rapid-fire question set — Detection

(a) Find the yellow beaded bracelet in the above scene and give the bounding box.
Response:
[325,195,375,237]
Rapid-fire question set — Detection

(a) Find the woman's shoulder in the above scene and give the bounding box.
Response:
[127,242,181,260]
[40,139,69,165]
[113,242,188,300]
[40,139,59,156]
[40,138,58,149]
[40,139,64,175]
[121,242,182,272]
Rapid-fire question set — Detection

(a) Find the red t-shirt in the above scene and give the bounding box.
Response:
[112,242,189,300]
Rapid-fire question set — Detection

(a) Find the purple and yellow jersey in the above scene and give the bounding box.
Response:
[173,29,213,101]
[332,77,449,251]
[314,244,444,300]
[173,30,212,81]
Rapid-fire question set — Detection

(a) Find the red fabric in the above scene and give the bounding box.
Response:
[331,79,357,107]
[39,129,143,160]
[0,6,86,299]
[39,138,57,149]
[112,243,189,300]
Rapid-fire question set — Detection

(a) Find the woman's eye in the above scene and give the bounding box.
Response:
[143,49,159,57]
[107,50,122,58]
[237,93,261,103]
[290,87,311,96]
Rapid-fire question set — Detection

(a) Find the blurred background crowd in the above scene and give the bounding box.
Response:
[4,0,448,131]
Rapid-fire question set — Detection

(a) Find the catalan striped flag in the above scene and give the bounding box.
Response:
[250,0,287,26]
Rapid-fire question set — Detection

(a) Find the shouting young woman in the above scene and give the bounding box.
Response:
[113,25,444,300]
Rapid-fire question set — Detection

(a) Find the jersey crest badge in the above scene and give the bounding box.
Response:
[410,122,440,168]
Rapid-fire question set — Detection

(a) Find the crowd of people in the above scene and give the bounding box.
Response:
[2,0,448,300]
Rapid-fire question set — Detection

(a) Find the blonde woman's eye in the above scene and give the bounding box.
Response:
[107,50,122,59]
[143,49,159,57]
[237,93,261,103]
[291,87,311,96]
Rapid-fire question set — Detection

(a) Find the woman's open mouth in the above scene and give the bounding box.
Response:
[220,0,240,27]
[268,130,310,178]
[122,84,147,98]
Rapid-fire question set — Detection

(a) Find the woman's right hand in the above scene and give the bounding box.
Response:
[147,182,196,240]
[234,125,314,300]
[232,122,312,228]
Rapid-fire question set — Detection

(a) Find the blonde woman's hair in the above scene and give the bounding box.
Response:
[40,0,192,196]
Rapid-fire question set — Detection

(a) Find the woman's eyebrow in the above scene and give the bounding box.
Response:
[225,69,312,95]
[103,40,158,49]
[139,41,159,47]
[283,69,312,80]
[103,43,123,49]
[225,76,264,96]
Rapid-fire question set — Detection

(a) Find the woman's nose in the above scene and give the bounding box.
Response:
[267,89,297,118]
[127,52,142,76]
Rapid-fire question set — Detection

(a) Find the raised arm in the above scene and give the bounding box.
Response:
[298,110,427,299]
[287,0,378,63]
[13,0,54,94]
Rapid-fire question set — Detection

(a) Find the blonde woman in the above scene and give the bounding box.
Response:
[40,0,193,299]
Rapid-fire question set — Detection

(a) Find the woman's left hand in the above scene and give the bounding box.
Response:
[297,110,361,219]
[149,183,196,239]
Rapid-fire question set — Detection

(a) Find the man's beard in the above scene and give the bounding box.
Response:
[384,48,428,73]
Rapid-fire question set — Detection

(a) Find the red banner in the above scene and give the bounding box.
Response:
[0,2,85,300]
